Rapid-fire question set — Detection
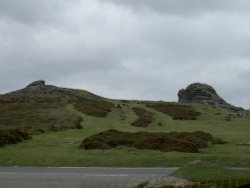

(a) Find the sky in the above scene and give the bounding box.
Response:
[0,0,250,108]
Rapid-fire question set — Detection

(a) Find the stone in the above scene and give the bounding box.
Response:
[178,83,242,110]
[238,141,250,145]
[26,80,45,88]
[145,176,197,188]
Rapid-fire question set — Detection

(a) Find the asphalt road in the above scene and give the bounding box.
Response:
[0,167,178,188]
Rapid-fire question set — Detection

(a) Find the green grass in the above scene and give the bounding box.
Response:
[0,129,214,167]
[171,163,250,188]
[0,84,249,185]
[134,163,250,188]
[173,163,250,181]
[0,101,250,173]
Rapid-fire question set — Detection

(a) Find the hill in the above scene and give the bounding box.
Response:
[0,80,249,182]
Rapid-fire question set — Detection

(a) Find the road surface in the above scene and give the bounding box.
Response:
[0,167,178,188]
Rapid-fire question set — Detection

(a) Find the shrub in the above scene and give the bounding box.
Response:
[81,129,225,153]
[145,102,201,120]
[0,129,31,147]
[74,98,114,117]
[48,125,58,132]
[225,115,232,121]
[131,107,155,127]
[73,117,83,129]
[32,129,45,134]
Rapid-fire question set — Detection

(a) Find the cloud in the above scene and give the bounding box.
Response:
[0,0,67,24]
[102,0,250,16]
[0,0,250,108]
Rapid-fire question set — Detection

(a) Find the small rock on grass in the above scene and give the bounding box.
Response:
[238,141,250,145]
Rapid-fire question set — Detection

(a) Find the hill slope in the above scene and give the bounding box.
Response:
[0,80,249,170]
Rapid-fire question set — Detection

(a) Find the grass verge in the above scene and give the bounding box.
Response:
[172,163,250,188]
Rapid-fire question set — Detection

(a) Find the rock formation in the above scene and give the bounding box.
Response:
[26,80,45,88]
[178,83,242,110]
[11,80,48,94]
[7,80,101,100]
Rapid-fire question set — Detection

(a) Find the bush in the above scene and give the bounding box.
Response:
[131,107,155,127]
[48,125,58,132]
[32,129,45,134]
[74,98,114,117]
[81,129,225,153]
[0,129,31,147]
[73,116,83,129]
[145,102,201,120]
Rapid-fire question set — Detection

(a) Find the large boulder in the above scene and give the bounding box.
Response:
[178,83,241,110]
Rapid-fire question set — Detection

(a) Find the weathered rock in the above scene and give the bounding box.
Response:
[238,141,250,145]
[145,176,197,188]
[178,83,241,110]
[26,80,45,88]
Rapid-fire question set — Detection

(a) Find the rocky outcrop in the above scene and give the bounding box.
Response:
[26,80,45,88]
[7,80,101,100]
[178,83,242,110]
[145,176,197,188]
[11,80,48,94]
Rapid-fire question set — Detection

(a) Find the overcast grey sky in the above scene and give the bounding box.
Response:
[0,0,250,108]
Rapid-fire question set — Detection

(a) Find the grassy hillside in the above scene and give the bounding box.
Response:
[0,82,249,181]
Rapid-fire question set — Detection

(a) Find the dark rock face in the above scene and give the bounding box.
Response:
[178,83,241,110]
[12,80,66,95]
[26,80,45,88]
